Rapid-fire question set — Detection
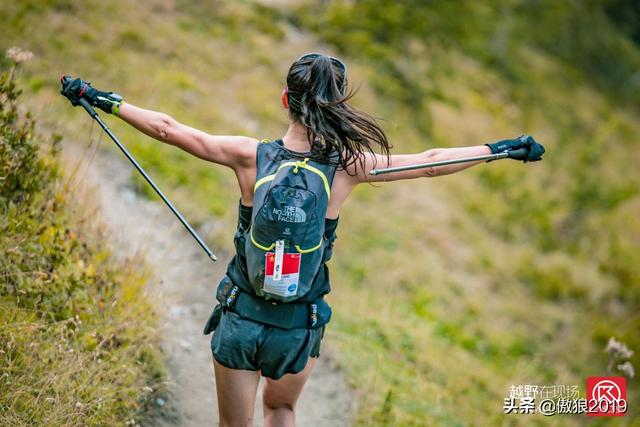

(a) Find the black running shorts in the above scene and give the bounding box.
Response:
[210,309,324,380]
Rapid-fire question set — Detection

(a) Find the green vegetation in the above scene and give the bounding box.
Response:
[2,0,638,425]
[293,1,640,424]
[0,63,163,424]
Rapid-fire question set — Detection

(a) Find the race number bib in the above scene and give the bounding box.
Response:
[264,242,301,298]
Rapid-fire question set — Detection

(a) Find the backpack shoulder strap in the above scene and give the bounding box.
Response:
[255,139,285,179]
[255,139,340,190]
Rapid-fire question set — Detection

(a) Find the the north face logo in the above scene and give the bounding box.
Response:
[272,206,306,223]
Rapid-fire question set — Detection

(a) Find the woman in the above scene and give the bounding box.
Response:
[61,53,544,426]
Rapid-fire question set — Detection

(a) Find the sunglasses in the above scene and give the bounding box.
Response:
[298,53,348,91]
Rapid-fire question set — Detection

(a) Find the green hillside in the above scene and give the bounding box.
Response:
[2,0,638,425]
[0,61,163,424]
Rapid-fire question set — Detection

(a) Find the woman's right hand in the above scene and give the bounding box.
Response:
[486,135,545,162]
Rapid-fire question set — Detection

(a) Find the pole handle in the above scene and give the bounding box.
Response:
[60,76,98,118]
[508,147,528,159]
[78,97,99,118]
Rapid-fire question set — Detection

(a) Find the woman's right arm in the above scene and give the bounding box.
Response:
[346,145,493,184]
[347,136,544,185]
[117,102,258,170]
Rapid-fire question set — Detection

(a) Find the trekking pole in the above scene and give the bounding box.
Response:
[74,95,218,262]
[369,148,528,176]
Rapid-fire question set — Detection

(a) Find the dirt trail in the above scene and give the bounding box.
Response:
[76,147,353,426]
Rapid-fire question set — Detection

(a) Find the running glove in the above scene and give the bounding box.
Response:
[60,76,123,115]
[486,135,545,162]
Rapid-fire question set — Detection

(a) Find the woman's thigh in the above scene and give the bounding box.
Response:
[262,356,317,409]
[213,358,261,426]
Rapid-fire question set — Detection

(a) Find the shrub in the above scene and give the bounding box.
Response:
[0,56,163,426]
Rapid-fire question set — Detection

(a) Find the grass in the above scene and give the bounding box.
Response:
[0,66,163,425]
[1,0,639,425]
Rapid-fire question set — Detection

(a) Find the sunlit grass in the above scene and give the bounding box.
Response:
[0,65,164,425]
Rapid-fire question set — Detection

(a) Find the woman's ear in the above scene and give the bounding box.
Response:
[281,87,289,110]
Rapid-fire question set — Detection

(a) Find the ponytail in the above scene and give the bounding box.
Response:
[286,54,391,172]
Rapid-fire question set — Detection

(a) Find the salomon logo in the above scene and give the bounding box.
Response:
[310,303,318,326]
[272,206,306,223]
[225,286,239,307]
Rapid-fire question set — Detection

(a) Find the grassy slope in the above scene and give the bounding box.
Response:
[0,69,163,425]
[2,0,638,425]
[294,2,640,425]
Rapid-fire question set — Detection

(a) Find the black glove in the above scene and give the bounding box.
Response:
[60,76,124,115]
[486,134,545,162]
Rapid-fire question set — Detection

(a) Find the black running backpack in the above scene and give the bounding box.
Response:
[244,140,337,302]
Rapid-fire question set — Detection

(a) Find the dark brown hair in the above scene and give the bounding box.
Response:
[286,54,391,172]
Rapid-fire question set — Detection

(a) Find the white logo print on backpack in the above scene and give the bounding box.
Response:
[273,205,307,223]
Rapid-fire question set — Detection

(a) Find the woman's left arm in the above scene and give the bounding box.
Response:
[60,76,257,170]
[116,102,257,169]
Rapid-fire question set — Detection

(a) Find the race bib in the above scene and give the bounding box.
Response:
[264,245,301,298]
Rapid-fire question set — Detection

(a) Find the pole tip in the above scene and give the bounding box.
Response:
[369,170,378,176]
[210,253,218,262]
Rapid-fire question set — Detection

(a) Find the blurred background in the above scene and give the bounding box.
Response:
[1,0,639,425]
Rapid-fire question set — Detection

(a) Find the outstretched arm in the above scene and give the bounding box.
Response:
[350,145,492,183]
[116,103,257,169]
[60,76,257,170]
[349,135,545,184]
